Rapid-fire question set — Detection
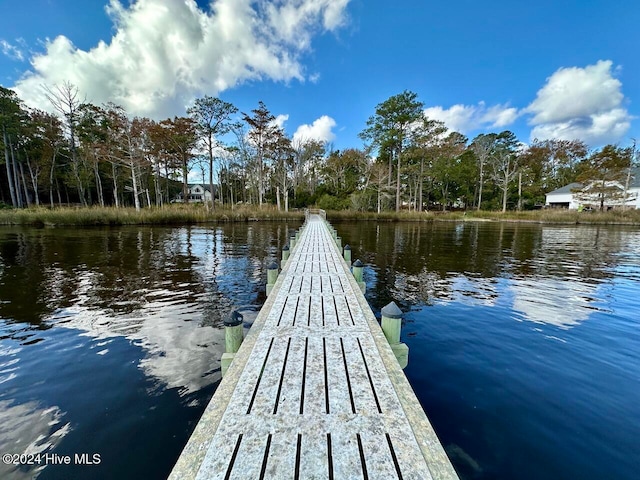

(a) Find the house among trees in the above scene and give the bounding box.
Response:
[5,82,640,214]
[173,184,214,203]
[545,166,640,210]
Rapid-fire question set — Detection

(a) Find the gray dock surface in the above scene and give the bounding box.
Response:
[170,214,458,480]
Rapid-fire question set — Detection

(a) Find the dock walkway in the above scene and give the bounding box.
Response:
[170,214,458,479]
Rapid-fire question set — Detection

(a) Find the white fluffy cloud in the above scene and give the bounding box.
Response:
[423,61,631,146]
[273,114,289,129]
[12,0,350,118]
[292,115,336,143]
[264,0,350,49]
[0,39,24,61]
[525,60,631,145]
[423,101,519,134]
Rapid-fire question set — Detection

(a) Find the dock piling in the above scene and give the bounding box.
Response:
[381,301,409,369]
[343,244,351,266]
[282,244,290,262]
[352,259,366,293]
[220,310,244,377]
[266,261,279,296]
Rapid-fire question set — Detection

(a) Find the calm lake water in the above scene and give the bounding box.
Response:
[0,221,638,479]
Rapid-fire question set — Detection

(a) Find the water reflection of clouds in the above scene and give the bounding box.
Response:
[0,342,71,480]
[505,226,633,329]
[35,226,273,398]
[0,345,20,385]
[395,270,500,307]
[509,278,604,329]
[0,401,70,480]
[0,225,283,480]
[394,270,605,329]
[449,275,500,307]
[48,276,225,397]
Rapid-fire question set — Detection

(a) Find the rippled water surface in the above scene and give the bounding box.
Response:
[0,221,638,479]
[0,223,295,480]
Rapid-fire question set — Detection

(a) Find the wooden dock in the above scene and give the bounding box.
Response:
[169,213,458,480]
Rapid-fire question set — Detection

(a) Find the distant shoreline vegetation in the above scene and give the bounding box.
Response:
[1,205,639,227]
[3,87,639,220]
[0,205,304,227]
[327,209,640,225]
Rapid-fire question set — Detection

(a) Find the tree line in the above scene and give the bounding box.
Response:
[1,85,637,212]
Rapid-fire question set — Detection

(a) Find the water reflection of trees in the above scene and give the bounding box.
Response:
[0,222,295,392]
[337,221,634,320]
[0,223,293,325]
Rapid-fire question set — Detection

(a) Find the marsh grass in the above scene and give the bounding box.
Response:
[326,210,442,222]
[326,209,640,225]
[0,205,304,226]
[462,209,640,225]
[1,205,639,226]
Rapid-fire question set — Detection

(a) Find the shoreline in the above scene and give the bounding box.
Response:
[1,206,639,227]
[0,206,305,227]
[326,209,640,226]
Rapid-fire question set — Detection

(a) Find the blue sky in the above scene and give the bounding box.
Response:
[1,0,639,151]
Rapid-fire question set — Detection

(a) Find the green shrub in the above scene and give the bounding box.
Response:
[317,194,348,211]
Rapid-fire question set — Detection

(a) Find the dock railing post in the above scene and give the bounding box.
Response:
[266,261,279,296]
[381,301,409,369]
[282,244,290,262]
[290,234,296,250]
[221,310,244,377]
[343,244,351,267]
[336,236,342,250]
[352,259,366,294]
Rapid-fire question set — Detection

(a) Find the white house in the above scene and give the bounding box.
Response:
[174,184,213,203]
[545,167,640,210]
[545,182,583,209]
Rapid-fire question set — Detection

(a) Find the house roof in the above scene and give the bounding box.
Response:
[546,166,640,195]
[175,183,219,197]
[187,183,215,191]
[547,182,581,196]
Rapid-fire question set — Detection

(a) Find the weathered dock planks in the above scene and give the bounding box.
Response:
[169,214,459,480]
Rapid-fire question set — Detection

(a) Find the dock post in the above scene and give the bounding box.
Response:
[336,236,342,250]
[290,235,296,250]
[282,245,290,262]
[381,302,409,369]
[352,259,366,294]
[221,310,244,377]
[266,261,279,296]
[343,244,352,267]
